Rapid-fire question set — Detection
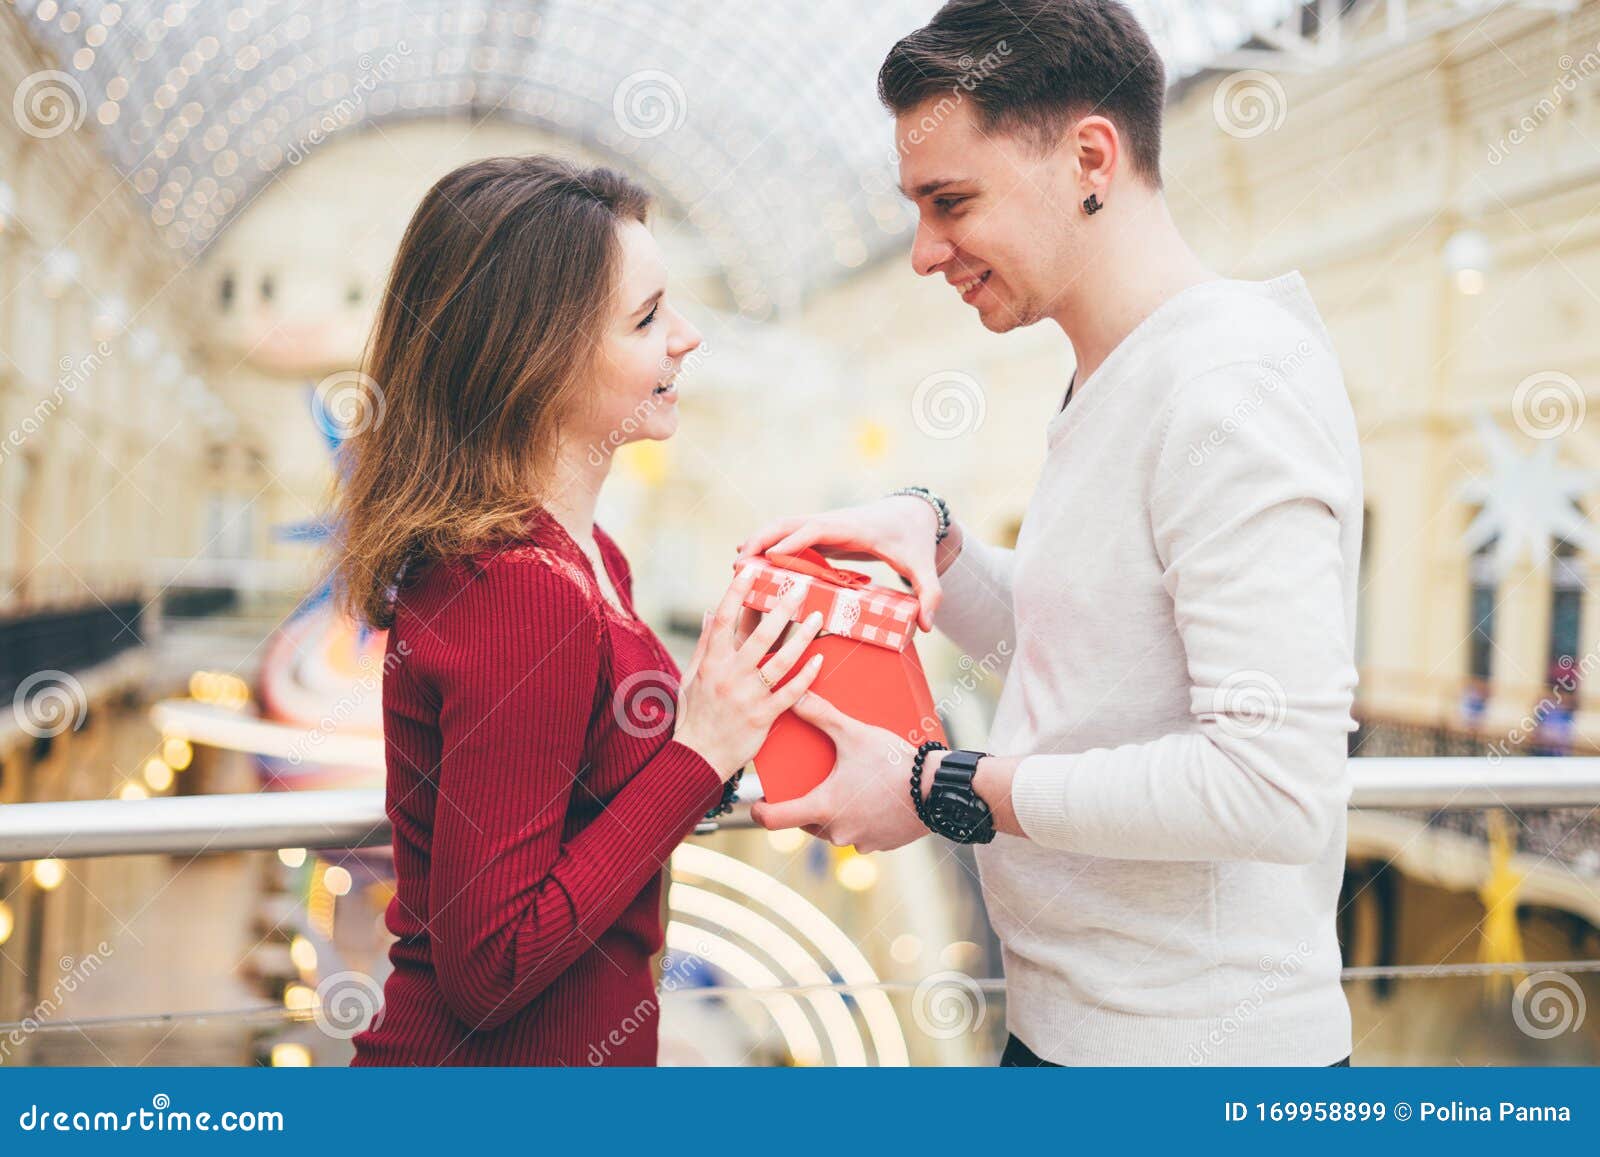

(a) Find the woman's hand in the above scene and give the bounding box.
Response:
[735,496,955,632]
[673,564,826,781]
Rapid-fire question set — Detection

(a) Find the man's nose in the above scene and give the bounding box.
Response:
[910,221,954,278]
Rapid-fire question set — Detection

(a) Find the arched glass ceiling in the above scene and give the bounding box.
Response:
[16,0,1293,316]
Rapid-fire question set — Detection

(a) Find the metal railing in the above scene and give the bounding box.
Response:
[2,757,1599,862]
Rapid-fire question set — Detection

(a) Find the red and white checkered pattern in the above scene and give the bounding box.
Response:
[735,555,919,651]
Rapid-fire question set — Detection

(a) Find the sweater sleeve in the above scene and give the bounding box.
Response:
[425,558,723,1031]
[1008,360,1358,864]
[934,529,1018,672]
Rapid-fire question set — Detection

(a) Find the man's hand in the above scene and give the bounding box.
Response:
[736,496,958,632]
[749,693,930,854]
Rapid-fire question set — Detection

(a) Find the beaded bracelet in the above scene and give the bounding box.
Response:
[909,739,948,826]
[889,486,951,545]
[703,767,743,820]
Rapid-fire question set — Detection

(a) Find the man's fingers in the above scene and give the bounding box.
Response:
[766,518,867,561]
[751,789,830,831]
[789,690,856,738]
[737,517,804,560]
[910,566,943,633]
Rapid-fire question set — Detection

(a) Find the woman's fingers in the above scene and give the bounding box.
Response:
[753,608,823,682]
[708,563,759,642]
[739,586,807,661]
[770,653,824,712]
[682,609,713,686]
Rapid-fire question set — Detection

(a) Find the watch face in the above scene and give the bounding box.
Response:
[930,794,973,834]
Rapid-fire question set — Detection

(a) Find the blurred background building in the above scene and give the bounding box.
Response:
[1,0,1598,1065]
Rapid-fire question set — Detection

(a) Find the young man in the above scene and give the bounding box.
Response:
[738,0,1362,1066]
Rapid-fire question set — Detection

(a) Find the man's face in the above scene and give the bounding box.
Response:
[896,98,1082,333]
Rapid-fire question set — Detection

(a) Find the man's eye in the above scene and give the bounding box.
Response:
[935,196,967,213]
[636,303,659,330]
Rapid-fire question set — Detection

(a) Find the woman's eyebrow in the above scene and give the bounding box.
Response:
[632,288,664,316]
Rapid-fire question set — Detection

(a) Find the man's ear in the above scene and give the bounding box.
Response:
[1070,114,1120,194]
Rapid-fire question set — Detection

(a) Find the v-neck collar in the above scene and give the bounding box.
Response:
[1045,275,1276,448]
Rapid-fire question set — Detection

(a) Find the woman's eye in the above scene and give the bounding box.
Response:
[636,303,659,330]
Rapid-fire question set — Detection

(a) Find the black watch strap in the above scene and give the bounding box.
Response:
[925,748,997,844]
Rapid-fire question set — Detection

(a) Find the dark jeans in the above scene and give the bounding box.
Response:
[1000,1032,1352,1067]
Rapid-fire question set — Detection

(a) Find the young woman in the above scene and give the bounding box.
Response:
[337,156,824,1066]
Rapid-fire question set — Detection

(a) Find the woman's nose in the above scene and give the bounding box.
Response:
[669,312,703,358]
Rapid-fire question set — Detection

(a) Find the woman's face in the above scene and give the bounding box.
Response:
[578,218,702,454]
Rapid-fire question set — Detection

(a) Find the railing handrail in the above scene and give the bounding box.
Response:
[3,757,1600,863]
[9,961,1600,1038]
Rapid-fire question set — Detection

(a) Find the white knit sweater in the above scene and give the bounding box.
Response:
[937,272,1362,1065]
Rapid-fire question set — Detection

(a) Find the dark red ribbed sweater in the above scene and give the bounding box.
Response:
[350,511,724,1066]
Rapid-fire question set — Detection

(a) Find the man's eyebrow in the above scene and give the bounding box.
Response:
[898,177,965,199]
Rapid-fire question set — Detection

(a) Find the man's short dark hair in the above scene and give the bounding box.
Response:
[878,0,1166,186]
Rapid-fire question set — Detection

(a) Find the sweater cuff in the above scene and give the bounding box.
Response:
[1010,754,1080,850]
[653,738,728,824]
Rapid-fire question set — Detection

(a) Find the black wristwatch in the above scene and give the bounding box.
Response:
[917,746,997,844]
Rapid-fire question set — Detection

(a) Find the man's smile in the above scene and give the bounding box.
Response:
[951,269,992,302]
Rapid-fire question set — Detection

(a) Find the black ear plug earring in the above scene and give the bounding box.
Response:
[1082,193,1103,215]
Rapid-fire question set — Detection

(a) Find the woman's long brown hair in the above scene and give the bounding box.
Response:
[329,155,650,627]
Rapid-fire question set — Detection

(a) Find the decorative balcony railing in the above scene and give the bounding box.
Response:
[4,756,1600,862]
[0,756,1596,1067]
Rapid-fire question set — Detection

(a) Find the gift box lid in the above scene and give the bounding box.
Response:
[733,548,919,652]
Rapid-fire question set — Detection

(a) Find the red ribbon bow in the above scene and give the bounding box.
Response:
[761,548,872,589]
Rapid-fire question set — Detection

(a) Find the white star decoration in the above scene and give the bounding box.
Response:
[1459,414,1600,580]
